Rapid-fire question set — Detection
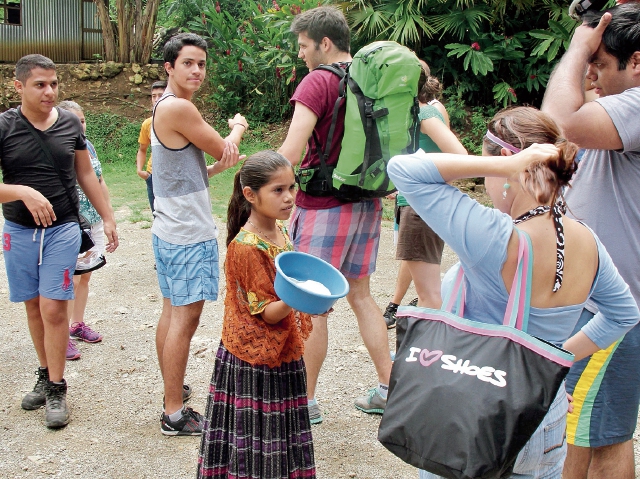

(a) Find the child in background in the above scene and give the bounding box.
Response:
[197,150,315,479]
[58,101,113,360]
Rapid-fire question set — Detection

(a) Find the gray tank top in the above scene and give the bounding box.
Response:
[150,93,218,245]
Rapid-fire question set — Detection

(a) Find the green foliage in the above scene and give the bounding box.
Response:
[342,0,582,108]
[171,0,326,123]
[85,113,142,165]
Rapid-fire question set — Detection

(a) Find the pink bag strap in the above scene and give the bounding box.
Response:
[442,229,533,332]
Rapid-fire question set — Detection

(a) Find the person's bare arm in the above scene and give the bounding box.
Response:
[563,331,601,362]
[206,142,245,178]
[421,118,467,155]
[261,300,293,324]
[136,143,150,180]
[75,149,118,251]
[0,184,56,226]
[541,13,622,150]
[98,176,113,213]
[278,102,318,166]
[154,97,248,161]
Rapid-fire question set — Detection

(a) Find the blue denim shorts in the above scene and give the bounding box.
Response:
[2,220,81,302]
[152,234,219,306]
[418,384,568,479]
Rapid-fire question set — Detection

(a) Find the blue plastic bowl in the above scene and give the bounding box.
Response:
[275,251,349,315]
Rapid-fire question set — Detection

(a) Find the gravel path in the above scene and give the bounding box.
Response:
[1,211,639,478]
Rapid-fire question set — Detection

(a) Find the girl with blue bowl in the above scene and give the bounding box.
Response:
[197,150,315,479]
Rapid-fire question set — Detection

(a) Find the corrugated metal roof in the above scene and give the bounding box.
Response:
[0,0,103,63]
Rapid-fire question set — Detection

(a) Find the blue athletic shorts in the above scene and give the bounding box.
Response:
[565,308,640,448]
[2,220,81,302]
[152,235,219,307]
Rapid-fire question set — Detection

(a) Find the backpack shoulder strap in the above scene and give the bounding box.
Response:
[310,64,349,188]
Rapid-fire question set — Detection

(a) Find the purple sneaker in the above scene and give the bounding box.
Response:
[66,340,81,361]
[69,322,103,343]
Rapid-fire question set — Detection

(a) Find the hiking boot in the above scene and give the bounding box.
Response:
[69,322,103,343]
[408,297,418,307]
[383,302,399,329]
[21,367,49,410]
[354,388,386,415]
[66,339,81,361]
[160,407,204,436]
[308,402,323,425]
[44,379,70,428]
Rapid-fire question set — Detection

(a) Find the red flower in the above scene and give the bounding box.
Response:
[508,87,517,98]
[276,45,281,50]
[257,4,263,13]
[276,67,282,79]
[226,49,231,56]
[215,1,221,13]
[238,60,243,72]
[272,0,281,10]
[529,74,536,79]
[471,42,480,51]
[243,37,247,43]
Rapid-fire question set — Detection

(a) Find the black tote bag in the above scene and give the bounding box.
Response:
[378,230,574,479]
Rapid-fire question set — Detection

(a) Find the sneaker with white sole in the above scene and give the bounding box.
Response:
[354,388,386,415]
[161,407,204,436]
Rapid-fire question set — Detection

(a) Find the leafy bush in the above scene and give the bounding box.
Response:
[343,0,606,108]
[85,112,142,165]
[177,0,328,123]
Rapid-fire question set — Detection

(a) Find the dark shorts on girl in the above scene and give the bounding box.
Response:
[3,220,81,302]
[395,205,444,264]
[565,308,640,448]
[289,200,382,279]
[152,235,219,307]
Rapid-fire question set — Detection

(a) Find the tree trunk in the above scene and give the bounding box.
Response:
[139,0,160,64]
[93,0,116,61]
[94,0,160,64]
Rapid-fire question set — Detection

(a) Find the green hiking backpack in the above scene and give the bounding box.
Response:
[297,41,422,202]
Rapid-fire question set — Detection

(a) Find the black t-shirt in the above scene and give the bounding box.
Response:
[0,107,87,228]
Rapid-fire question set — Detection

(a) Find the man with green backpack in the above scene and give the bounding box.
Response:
[278,6,422,424]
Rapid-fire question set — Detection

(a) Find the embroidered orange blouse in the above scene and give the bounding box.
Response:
[221,225,313,368]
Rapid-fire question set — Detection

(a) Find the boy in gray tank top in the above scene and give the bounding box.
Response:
[152,33,248,437]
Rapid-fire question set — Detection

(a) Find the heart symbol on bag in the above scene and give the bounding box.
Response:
[419,348,443,367]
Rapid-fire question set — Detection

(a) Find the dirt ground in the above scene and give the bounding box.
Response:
[0,209,448,479]
[2,209,640,479]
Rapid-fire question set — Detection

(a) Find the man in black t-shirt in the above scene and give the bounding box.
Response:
[0,54,119,429]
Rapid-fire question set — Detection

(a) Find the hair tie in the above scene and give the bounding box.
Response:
[485,130,521,153]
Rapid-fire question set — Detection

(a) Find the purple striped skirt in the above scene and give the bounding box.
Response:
[197,342,316,479]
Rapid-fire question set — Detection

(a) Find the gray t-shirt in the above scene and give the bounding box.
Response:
[565,86,640,304]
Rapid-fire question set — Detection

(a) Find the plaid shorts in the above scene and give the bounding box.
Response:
[152,235,219,306]
[289,200,382,279]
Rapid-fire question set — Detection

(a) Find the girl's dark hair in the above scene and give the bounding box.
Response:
[226,150,294,246]
[484,107,579,205]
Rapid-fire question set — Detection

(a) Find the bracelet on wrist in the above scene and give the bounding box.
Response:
[233,122,247,131]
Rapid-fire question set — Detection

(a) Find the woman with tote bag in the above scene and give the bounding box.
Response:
[384,107,640,479]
